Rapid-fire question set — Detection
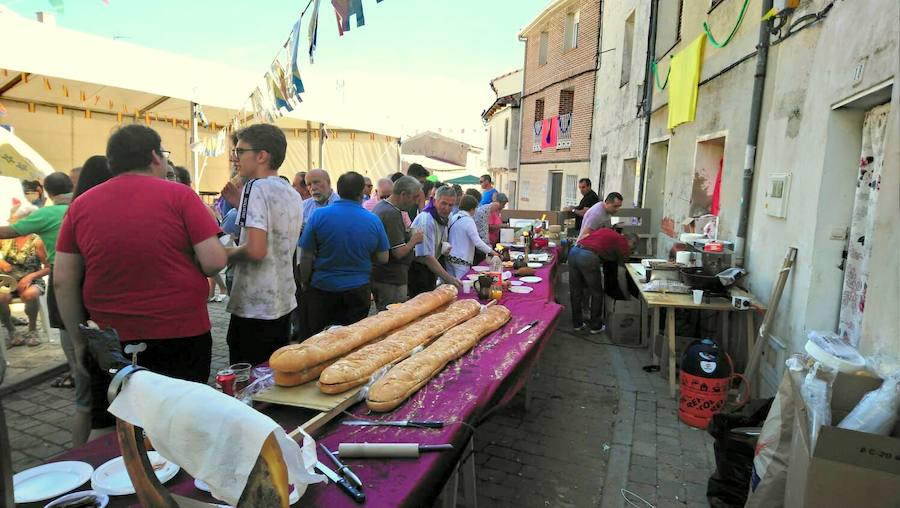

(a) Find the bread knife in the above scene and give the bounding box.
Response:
[342,419,444,428]
[517,320,539,334]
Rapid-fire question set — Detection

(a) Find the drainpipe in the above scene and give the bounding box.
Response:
[735,0,773,267]
[514,33,528,210]
[636,0,659,207]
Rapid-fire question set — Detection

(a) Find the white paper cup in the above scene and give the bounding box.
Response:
[692,290,704,305]
[462,280,473,294]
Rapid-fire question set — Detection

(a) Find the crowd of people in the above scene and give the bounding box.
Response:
[0,123,522,447]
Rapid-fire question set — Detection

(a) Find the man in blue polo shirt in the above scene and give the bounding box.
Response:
[299,171,389,335]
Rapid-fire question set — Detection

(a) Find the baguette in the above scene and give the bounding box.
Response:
[272,360,335,387]
[319,299,481,394]
[268,310,439,387]
[366,305,511,412]
[269,285,457,376]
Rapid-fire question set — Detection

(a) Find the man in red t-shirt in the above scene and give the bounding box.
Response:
[54,124,226,444]
[567,226,636,333]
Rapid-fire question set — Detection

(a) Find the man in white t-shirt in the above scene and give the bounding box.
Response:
[224,124,303,365]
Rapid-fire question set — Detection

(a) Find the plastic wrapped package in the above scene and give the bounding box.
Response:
[804,331,866,373]
[838,373,900,435]
[800,362,837,449]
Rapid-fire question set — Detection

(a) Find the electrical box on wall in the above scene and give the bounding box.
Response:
[764,172,791,218]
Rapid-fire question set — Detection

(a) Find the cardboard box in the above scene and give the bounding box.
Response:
[604,295,642,344]
[785,371,900,507]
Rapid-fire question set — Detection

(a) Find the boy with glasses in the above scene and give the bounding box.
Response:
[224,125,303,365]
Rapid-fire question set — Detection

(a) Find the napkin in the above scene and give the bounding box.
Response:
[108,371,323,505]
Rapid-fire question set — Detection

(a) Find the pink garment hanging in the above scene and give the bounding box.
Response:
[540,116,559,150]
[711,157,723,216]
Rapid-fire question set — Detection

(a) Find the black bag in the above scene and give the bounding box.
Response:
[706,398,774,508]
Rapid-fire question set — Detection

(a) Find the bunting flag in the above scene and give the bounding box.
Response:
[266,71,289,115]
[0,102,6,117]
[62,85,69,98]
[250,87,276,124]
[271,61,293,113]
[332,0,365,36]
[288,18,306,97]
[308,0,322,63]
[42,78,52,91]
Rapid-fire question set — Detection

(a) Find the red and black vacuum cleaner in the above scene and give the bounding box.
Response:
[678,338,747,429]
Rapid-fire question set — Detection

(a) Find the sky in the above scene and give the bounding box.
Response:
[1,0,546,146]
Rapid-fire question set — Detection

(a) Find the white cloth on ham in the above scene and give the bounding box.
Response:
[108,370,323,505]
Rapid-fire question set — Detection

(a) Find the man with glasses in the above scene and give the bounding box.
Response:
[54,124,227,445]
[225,124,303,365]
[362,176,373,201]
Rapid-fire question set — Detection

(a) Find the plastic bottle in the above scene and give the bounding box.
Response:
[488,254,504,300]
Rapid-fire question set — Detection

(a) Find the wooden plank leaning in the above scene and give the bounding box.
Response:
[740,247,797,401]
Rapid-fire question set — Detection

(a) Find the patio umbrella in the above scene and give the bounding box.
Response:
[0,127,55,181]
[444,175,480,185]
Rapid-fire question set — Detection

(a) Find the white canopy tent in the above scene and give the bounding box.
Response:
[0,6,401,192]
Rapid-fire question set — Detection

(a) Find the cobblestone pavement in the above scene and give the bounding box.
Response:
[4,281,716,507]
[1,308,67,389]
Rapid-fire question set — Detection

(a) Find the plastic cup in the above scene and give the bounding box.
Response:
[692,290,704,305]
[229,362,252,392]
[462,280,473,294]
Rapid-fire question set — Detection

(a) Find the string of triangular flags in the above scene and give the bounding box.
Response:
[205,0,386,154]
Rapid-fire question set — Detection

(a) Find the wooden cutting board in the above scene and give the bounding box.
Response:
[253,381,362,412]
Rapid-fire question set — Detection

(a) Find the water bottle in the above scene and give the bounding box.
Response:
[489,254,504,300]
[489,253,502,282]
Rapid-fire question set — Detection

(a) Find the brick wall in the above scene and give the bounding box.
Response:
[519,0,599,166]
[522,0,601,96]
[520,72,595,163]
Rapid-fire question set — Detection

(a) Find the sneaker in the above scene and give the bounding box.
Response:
[572,323,588,332]
[589,325,606,334]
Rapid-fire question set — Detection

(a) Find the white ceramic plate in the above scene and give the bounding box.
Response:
[527,262,543,268]
[44,490,109,508]
[471,266,489,272]
[519,276,543,284]
[92,452,179,496]
[502,271,512,280]
[194,479,301,505]
[528,253,549,262]
[508,280,524,286]
[13,461,94,503]
[509,286,534,294]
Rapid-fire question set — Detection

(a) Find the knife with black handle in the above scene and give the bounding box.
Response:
[316,461,366,503]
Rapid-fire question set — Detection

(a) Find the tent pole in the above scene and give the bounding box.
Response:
[190,102,200,191]
[318,123,325,168]
[306,121,312,170]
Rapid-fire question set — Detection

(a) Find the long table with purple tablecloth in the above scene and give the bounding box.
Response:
[28,252,562,507]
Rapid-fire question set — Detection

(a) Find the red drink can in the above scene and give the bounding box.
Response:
[216,369,236,396]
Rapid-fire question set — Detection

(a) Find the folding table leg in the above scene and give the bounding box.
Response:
[667,308,677,398]
[441,469,460,508]
[441,436,478,508]
[460,437,477,508]
[651,307,660,364]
